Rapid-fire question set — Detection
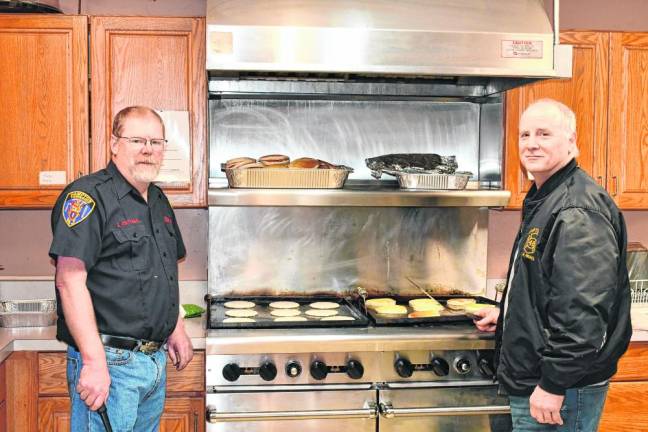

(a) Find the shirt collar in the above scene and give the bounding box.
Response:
[107,161,160,204]
[524,158,578,206]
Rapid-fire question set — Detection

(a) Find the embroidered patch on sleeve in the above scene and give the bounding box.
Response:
[62,191,96,228]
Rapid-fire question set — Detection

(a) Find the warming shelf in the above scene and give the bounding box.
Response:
[207,185,511,207]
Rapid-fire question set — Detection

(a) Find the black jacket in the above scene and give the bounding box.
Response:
[495,159,632,396]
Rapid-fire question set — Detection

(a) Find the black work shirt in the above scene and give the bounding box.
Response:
[49,161,186,345]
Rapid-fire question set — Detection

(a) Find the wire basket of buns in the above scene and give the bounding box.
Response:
[223,155,353,189]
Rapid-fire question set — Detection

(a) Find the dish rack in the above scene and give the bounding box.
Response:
[0,299,57,327]
[631,280,648,305]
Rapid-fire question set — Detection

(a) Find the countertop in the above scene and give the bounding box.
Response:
[0,316,207,363]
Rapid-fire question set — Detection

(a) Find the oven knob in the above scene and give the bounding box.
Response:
[478,355,495,377]
[259,361,277,381]
[455,358,472,374]
[310,360,328,380]
[346,359,364,379]
[286,361,302,378]
[222,363,241,382]
[431,357,450,376]
[394,358,414,378]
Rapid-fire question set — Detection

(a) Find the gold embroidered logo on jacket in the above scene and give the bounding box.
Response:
[522,228,540,261]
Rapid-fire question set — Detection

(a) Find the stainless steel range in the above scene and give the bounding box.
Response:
[205,322,511,432]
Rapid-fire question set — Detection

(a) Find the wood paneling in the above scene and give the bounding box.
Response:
[5,351,38,431]
[90,17,207,207]
[160,397,204,432]
[37,397,70,432]
[167,351,204,393]
[38,352,68,395]
[611,342,648,382]
[600,382,648,432]
[0,15,89,208]
[504,32,609,208]
[608,32,648,208]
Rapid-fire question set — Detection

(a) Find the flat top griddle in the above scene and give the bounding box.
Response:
[359,295,498,326]
[207,295,370,329]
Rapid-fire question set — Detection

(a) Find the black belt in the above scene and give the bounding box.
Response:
[99,334,164,354]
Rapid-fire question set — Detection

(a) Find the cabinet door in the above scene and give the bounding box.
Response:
[38,397,70,432]
[608,32,648,209]
[504,32,609,208]
[90,17,207,207]
[599,382,648,432]
[160,397,204,432]
[0,15,88,208]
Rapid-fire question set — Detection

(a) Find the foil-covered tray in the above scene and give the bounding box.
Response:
[383,170,471,190]
[0,299,57,327]
[223,167,353,189]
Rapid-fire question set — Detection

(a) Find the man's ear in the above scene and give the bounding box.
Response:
[109,136,119,156]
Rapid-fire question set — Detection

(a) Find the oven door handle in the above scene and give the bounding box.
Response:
[207,403,377,422]
[378,402,510,418]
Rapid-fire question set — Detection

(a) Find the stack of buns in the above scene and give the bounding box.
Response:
[225,155,340,170]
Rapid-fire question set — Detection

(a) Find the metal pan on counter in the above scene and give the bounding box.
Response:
[207,295,370,329]
[382,170,472,190]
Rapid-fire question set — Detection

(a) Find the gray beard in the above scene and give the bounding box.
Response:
[133,164,160,183]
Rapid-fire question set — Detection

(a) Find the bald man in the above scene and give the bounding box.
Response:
[474,99,631,431]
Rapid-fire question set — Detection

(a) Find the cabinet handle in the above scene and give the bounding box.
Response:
[194,411,199,431]
[612,176,618,197]
[77,171,83,180]
[597,176,603,187]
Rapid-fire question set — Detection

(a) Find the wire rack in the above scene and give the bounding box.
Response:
[631,280,648,304]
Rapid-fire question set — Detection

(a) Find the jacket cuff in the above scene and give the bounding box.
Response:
[538,377,567,396]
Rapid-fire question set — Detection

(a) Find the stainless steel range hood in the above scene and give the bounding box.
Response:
[206,0,572,97]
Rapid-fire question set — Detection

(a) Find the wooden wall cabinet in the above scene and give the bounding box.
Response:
[505,31,648,209]
[90,17,207,207]
[6,351,204,432]
[600,342,648,431]
[0,360,6,432]
[0,15,89,208]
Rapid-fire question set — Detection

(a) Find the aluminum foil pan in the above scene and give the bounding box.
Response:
[383,170,472,190]
[0,299,57,327]
[224,167,352,189]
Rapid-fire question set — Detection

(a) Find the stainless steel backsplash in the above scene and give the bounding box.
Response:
[209,98,503,181]
[208,207,488,296]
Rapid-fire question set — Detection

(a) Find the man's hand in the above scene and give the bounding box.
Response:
[473,307,500,332]
[77,359,111,411]
[167,319,194,371]
[529,385,565,425]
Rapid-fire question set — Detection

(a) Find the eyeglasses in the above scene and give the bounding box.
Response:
[114,136,167,149]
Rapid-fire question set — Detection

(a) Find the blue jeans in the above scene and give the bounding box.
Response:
[509,382,609,431]
[67,345,167,432]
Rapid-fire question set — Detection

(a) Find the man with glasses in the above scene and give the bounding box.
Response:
[49,106,193,431]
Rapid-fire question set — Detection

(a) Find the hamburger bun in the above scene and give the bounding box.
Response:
[289,157,320,169]
[375,304,408,315]
[317,160,337,169]
[259,154,290,167]
[225,157,257,169]
[366,298,397,309]
[464,303,496,314]
[446,298,477,311]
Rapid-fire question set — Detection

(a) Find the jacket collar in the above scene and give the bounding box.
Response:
[523,158,578,207]
[106,160,156,203]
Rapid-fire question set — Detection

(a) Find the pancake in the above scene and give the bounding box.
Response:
[309,301,340,310]
[365,298,396,309]
[320,315,355,321]
[271,309,302,317]
[375,305,408,315]
[225,309,258,318]
[446,298,477,311]
[222,317,256,323]
[224,300,256,309]
[269,301,300,309]
[409,298,441,308]
[274,316,308,322]
[305,309,338,317]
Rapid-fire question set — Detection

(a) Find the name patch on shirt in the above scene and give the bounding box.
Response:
[522,227,540,261]
[164,216,173,224]
[62,191,96,228]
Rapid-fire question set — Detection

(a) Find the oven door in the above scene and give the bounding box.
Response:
[206,385,377,432]
[378,381,511,432]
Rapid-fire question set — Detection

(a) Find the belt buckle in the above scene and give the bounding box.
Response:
[139,340,158,354]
